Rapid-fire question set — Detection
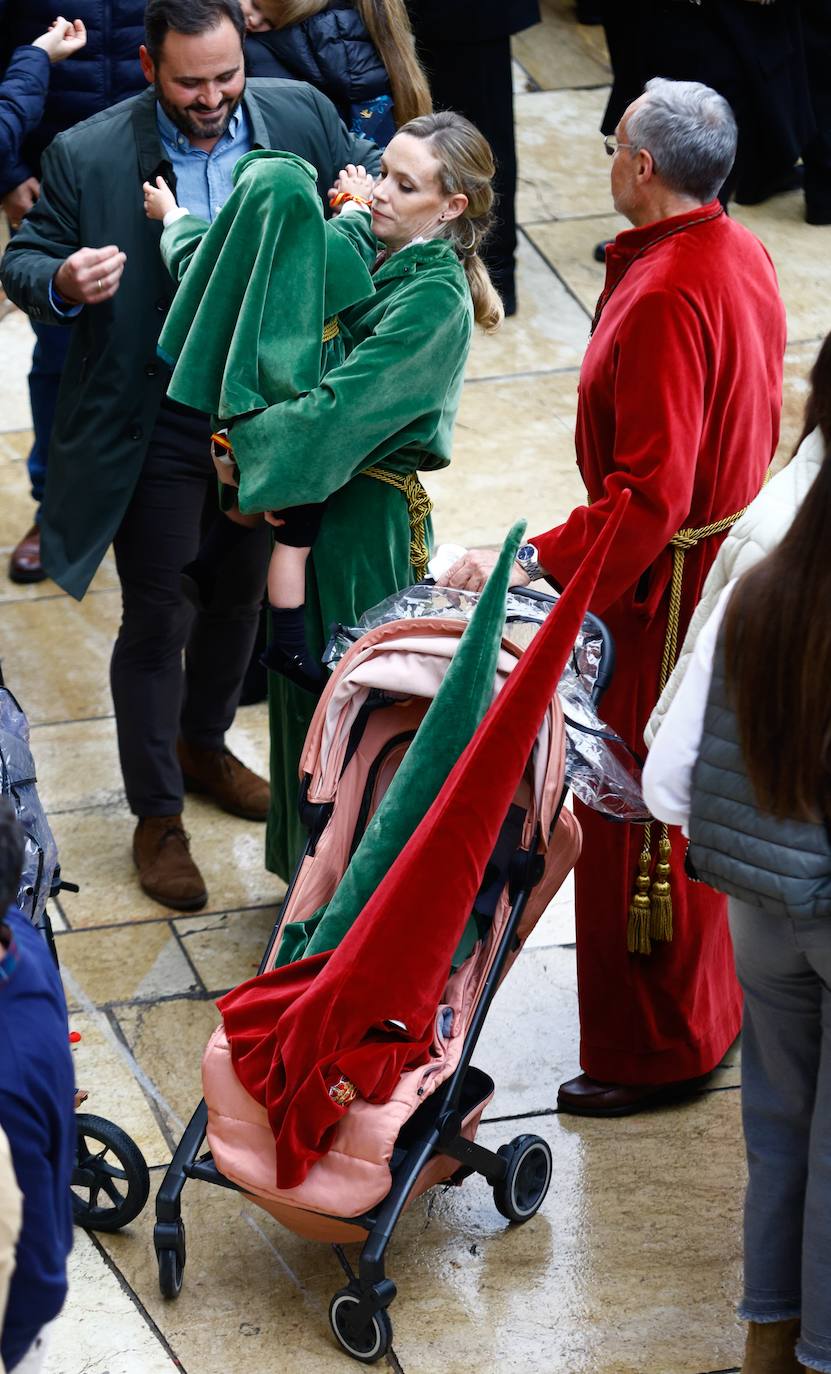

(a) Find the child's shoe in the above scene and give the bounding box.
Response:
[262,605,325,694]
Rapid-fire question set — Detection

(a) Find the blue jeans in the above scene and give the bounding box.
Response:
[27,321,71,521]
[729,899,831,1372]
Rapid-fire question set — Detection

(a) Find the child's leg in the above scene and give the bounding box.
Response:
[260,503,327,693]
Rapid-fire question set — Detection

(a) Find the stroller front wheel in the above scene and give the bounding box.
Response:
[492,1133,553,1224]
[72,1113,150,1232]
[329,1288,392,1364]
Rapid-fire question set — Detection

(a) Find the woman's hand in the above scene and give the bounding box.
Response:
[143,176,177,222]
[438,548,531,592]
[328,164,375,211]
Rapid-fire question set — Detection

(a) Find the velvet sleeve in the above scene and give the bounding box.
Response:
[159,212,211,283]
[530,289,707,615]
[328,209,379,268]
[231,274,472,514]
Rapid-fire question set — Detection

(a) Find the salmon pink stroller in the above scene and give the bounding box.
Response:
[154,547,638,1362]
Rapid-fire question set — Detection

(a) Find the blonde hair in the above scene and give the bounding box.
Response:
[398,111,504,334]
[258,0,432,128]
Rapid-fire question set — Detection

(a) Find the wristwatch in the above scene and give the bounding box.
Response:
[515,542,543,581]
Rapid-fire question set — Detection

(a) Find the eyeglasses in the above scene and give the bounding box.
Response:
[603,134,636,157]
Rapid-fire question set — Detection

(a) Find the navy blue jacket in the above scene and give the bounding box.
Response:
[0,908,75,1372]
[0,0,145,195]
[245,1,390,129]
[0,45,50,186]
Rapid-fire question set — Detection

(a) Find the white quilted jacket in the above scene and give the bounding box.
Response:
[644,426,825,749]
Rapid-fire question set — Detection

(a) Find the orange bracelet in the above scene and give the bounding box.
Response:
[330,190,372,208]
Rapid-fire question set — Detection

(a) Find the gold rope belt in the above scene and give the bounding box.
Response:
[628,506,750,955]
[361,465,433,581]
[322,315,340,343]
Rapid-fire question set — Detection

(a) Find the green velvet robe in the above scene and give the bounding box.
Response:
[233,214,473,878]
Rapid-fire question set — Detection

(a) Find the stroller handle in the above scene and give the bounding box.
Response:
[505,585,616,707]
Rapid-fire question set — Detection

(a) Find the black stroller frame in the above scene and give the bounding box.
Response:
[154,596,615,1364]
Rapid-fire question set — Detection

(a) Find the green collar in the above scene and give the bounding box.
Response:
[373,236,461,284]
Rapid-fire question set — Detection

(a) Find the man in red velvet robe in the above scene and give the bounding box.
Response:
[442,77,787,1115]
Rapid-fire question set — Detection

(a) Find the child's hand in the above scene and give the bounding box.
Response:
[33,17,87,63]
[328,164,375,211]
[143,176,177,222]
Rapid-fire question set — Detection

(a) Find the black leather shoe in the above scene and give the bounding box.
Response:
[557,1070,713,1117]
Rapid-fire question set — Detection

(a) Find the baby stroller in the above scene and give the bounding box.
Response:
[153,566,637,1363]
[0,666,150,1235]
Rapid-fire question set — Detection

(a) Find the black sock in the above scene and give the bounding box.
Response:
[261,605,325,693]
[181,517,253,607]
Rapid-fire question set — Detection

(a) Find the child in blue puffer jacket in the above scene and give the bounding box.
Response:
[0,17,86,187]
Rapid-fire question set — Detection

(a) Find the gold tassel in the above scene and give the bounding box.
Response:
[649,826,673,943]
[627,829,654,955]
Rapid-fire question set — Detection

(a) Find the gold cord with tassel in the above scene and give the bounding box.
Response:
[627,504,750,954]
[361,465,433,581]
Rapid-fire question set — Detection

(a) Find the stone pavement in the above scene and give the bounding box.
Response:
[1,4,829,1372]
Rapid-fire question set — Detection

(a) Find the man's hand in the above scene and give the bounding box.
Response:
[2,177,40,229]
[53,245,126,305]
[32,17,87,63]
[438,548,531,592]
[143,176,177,222]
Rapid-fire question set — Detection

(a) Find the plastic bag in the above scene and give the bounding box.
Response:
[0,685,60,927]
[323,584,649,822]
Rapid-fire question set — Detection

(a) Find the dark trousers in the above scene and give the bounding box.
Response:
[416,35,518,292]
[27,320,71,520]
[110,402,271,817]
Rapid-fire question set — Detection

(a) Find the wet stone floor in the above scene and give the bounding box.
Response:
[1,4,829,1372]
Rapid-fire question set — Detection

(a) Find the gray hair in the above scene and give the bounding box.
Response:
[627,78,737,202]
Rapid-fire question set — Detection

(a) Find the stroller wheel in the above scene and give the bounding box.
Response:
[493,1134,553,1224]
[72,1114,150,1232]
[155,1219,186,1299]
[329,1288,392,1364]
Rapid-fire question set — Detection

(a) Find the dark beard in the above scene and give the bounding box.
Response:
[157,87,242,141]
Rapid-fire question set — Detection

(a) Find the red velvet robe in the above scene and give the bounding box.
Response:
[530,202,786,1085]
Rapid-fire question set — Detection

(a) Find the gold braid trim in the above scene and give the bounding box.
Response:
[361,465,433,581]
[322,315,340,343]
[627,505,749,955]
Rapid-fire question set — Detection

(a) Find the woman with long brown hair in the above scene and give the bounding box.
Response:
[242,0,431,145]
[643,414,831,1371]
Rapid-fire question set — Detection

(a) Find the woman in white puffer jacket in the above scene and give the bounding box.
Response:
[645,333,831,749]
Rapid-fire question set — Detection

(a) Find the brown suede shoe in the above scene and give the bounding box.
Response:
[133,815,208,911]
[177,738,270,822]
[742,1318,803,1373]
[9,524,47,584]
[557,1070,712,1117]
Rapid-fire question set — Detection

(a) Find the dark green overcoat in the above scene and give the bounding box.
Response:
[0,80,381,600]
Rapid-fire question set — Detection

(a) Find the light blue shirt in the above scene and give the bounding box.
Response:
[156,101,251,224]
[50,101,253,318]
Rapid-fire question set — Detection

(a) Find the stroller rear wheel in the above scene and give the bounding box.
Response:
[329,1288,392,1364]
[492,1133,553,1223]
[72,1114,150,1232]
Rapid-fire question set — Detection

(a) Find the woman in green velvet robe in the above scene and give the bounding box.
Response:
[163,111,505,879]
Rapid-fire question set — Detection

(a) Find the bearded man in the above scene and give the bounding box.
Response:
[1,0,381,911]
[442,78,787,1116]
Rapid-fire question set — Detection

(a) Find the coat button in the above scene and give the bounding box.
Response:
[130,424,143,440]
[145,363,158,377]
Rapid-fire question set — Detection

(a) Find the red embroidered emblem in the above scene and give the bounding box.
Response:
[328,1075,358,1107]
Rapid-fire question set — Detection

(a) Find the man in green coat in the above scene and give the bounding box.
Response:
[0,0,381,912]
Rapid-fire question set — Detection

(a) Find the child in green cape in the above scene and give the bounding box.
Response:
[144,150,376,693]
